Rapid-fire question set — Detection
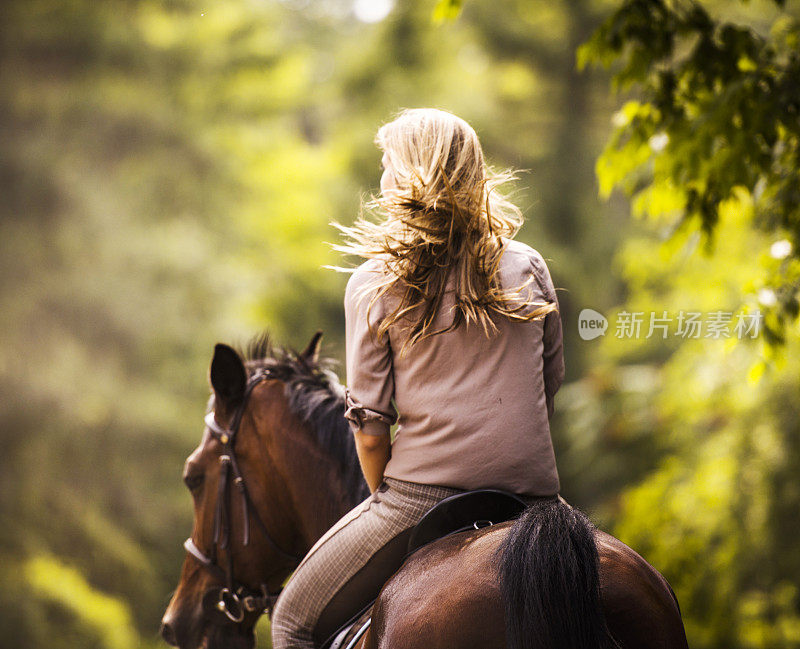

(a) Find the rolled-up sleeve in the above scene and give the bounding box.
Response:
[531,253,565,419]
[344,263,398,436]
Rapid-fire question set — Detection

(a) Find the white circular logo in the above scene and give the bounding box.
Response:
[578,309,608,340]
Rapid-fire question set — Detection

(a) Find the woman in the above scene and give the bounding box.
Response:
[270,108,564,649]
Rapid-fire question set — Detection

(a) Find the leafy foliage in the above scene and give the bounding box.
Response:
[2,0,798,648]
[578,0,800,345]
[593,194,800,648]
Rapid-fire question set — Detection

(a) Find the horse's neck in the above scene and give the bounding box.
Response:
[296,478,354,549]
[277,430,366,553]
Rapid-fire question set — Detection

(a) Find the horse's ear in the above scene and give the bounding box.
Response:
[300,330,323,364]
[209,344,246,407]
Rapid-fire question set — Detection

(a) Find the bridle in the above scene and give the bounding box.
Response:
[183,368,302,624]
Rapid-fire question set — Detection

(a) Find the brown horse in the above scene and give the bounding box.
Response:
[161,333,689,649]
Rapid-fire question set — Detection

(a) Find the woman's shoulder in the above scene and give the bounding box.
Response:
[344,257,391,309]
[346,257,387,288]
[500,238,550,275]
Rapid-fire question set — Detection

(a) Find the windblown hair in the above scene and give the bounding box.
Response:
[333,108,557,352]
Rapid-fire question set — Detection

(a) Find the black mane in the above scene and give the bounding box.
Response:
[238,332,369,505]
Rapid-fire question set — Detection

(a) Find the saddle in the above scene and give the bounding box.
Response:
[323,489,527,649]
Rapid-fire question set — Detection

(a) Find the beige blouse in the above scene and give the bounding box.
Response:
[343,239,564,497]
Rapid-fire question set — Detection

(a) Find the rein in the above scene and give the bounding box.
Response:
[183,368,302,623]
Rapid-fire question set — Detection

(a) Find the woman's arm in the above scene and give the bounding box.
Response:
[343,262,399,490]
[543,307,564,419]
[530,251,565,419]
[353,427,392,493]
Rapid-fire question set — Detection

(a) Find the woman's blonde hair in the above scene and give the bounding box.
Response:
[333,108,557,352]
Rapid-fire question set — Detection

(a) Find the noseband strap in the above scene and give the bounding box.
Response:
[185,537,215,568]
[184,369,301,622]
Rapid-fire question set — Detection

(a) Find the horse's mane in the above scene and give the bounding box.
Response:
[238,332,370,506]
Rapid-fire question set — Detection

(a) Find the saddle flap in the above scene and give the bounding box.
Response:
[327,607,372,649]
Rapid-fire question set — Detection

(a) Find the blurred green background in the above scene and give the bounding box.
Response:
[2,0,799,647]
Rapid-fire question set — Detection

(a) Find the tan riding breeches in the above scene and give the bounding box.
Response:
[270,477,466,649]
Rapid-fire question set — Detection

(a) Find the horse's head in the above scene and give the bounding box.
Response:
[161,333,330,649]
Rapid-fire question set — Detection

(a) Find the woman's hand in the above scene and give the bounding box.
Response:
[353,429,391,493]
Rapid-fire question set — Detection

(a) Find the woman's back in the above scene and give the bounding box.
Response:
[344,238,564,497]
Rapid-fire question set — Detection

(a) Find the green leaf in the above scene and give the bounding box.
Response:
[432,0,463,23]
